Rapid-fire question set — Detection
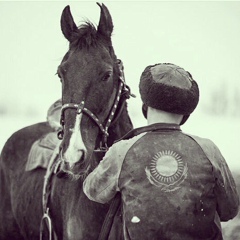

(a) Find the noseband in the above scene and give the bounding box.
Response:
[57,59,134,152]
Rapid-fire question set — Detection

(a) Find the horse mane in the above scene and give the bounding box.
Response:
[70,22,102,50]
[64,20,116,65]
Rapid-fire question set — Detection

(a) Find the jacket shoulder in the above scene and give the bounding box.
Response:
[112,132,146,153]
[184,133,221,159]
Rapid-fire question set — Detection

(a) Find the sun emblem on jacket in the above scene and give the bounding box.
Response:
[145,150,188,192]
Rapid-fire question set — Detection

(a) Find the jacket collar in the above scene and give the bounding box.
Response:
[118,123,181,141]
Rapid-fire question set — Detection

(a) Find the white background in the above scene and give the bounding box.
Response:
[0,1,240,170]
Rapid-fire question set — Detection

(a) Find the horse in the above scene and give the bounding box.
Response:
[0,3,133,239]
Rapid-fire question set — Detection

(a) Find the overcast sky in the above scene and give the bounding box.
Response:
[1,1,240,170]
[0,1,240,123]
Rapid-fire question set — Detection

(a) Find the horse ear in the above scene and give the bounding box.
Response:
[97,3,113,40]
[61,5,78,42]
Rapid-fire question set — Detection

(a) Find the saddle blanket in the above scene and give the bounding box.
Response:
[25,132,60,171]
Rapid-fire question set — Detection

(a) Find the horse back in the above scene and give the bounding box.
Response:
[1,122,52,169]
[0,122,53,240]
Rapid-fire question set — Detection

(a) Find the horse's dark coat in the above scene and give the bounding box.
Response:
[0,122,53,239]
[0,3,133,240]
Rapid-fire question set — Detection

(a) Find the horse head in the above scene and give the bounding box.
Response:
[56,3,133,180]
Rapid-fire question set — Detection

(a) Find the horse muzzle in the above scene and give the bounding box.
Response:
[55,149,89,180]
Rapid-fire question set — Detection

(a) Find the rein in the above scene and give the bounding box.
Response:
[57,59,134,152]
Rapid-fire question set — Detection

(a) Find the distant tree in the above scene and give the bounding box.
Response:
[203,81,240,118]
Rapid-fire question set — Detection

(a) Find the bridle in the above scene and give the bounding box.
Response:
[40,60,134,240]
[57,59,135,152]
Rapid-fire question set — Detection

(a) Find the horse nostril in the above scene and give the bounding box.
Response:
[78,149,85,162]
[55,161,69,178]
[56,168,68,178]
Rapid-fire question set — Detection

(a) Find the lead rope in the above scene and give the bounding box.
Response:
[98,193,122,240]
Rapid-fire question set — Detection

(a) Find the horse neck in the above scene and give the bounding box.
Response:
[108,101,133,146]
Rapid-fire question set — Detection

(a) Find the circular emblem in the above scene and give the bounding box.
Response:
[145,150,188,192]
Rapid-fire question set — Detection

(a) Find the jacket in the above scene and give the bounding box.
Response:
[83,123,239,240]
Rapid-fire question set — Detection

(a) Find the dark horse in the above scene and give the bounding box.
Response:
[0,3,133,239]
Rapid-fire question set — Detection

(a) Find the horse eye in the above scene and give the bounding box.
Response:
[101,72,112,82]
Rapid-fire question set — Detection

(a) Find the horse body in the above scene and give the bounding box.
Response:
[0,122,52,239]
[0,3,133,239]
[49,159,108,239]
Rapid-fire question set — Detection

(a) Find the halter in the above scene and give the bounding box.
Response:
[57,59,135,152]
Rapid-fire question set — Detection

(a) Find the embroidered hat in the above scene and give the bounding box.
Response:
[139,63,199,124]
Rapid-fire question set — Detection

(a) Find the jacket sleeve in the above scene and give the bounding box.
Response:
[210,142,239,221]
[83,143,124,204]
[83,133,145,204]
[186,134,239,221]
